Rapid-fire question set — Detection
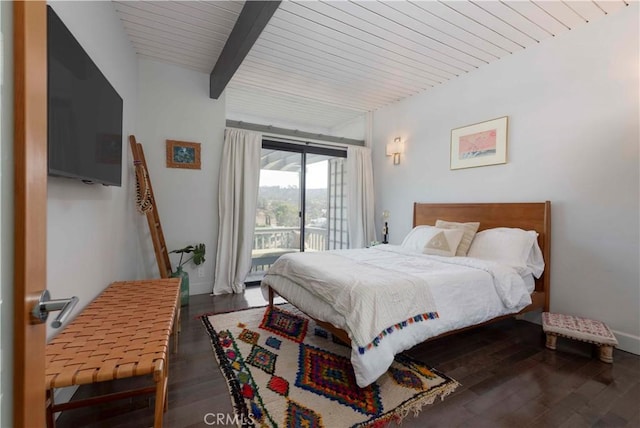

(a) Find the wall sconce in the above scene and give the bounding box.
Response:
[386,137,404,165]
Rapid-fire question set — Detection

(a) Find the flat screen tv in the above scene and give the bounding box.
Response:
[47,6,123,186]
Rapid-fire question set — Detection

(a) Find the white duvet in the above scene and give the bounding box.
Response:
[261,245,532,387]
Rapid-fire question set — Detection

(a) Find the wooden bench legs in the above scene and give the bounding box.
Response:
[545,333,615,363]
[154,359,168,428]
[172,305,181,353]
[46,390,55,428]
[45,362,169,428]
[598,345,614,363]
[545,333,557,350]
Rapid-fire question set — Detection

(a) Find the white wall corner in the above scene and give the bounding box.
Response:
[365,111,374,148]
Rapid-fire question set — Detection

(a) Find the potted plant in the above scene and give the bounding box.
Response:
[170,243,205,306]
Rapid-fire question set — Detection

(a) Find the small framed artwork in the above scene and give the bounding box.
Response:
[450,116,508,170]
[166,140,201,170]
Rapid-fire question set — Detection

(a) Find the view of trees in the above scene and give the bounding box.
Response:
[256,186,328,228]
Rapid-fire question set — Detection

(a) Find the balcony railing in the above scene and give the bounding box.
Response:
[250,226,327,273]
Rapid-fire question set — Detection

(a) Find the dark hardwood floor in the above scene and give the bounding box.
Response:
[55,288,640,428]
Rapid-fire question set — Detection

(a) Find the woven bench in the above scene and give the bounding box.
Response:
[45,279,181,428]
[542,312,618,363]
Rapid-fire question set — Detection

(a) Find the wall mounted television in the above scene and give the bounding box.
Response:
[47,6,123,187]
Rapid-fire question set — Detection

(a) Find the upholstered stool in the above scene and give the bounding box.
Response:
[542,312,618,363]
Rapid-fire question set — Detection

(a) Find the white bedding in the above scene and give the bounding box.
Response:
[262,245,532,387]
[264,249,438,349]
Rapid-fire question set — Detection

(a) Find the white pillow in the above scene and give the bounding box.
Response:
[526,239,545,278]
[467,227,543,276]
[401,226,464,257]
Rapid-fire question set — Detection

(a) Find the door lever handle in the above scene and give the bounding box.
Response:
[31,290,79,328]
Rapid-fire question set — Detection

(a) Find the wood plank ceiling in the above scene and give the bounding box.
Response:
[114,0,629,132]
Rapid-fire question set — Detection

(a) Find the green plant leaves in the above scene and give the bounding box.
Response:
[192,243,206,266]
[170,245,195,254]
[170,243,206,268]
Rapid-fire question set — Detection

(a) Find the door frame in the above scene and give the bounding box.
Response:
[261,139,346,250]
[12,1,47,426]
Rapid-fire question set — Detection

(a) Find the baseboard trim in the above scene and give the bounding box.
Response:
[189,281,211,296]
[611,330,640,355]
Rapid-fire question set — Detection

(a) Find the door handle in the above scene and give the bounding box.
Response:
[31,290,79,328]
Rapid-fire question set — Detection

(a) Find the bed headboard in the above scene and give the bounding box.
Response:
[413,202,551,311]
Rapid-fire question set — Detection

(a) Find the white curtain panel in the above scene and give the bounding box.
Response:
[213,129,262,294]
[346,146,376,248]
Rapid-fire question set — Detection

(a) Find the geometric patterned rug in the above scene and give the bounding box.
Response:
[203,304,459,427]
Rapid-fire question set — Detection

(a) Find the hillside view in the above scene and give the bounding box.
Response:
[256,186,328,228]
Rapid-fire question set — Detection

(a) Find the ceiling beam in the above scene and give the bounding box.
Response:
[209,1,281,99]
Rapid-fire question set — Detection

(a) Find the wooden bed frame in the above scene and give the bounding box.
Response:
[268,201,551,346]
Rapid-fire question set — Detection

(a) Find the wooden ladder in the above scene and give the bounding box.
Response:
[129,135,172,278]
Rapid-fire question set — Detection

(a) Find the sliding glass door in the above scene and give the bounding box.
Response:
[248,140,347,282]
[252,148,302,278]
[304,153,348,251]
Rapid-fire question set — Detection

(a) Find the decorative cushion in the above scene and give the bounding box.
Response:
[542,312,618,346]
[435,220,480,256]
[422,228,465,257]
[401,226,463,256]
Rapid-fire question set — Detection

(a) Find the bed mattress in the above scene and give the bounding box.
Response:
[261,245,532,387]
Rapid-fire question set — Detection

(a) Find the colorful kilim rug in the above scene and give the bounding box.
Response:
[203,304,459,427]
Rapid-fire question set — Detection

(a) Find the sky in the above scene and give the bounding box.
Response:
[259,160,328,189]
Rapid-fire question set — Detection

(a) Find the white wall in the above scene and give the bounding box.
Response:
[372,5,639,354]
[136,58,226,295]
[46,1,139,338]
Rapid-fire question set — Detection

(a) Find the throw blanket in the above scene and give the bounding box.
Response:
[265,250,438,350]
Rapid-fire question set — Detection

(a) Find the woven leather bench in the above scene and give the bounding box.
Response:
[542,312,618,363]
[45,279,181,428]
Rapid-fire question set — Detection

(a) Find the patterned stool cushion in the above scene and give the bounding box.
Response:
[542,312,618,346]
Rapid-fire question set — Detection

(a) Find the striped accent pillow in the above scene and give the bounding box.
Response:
[435,220,480,256]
